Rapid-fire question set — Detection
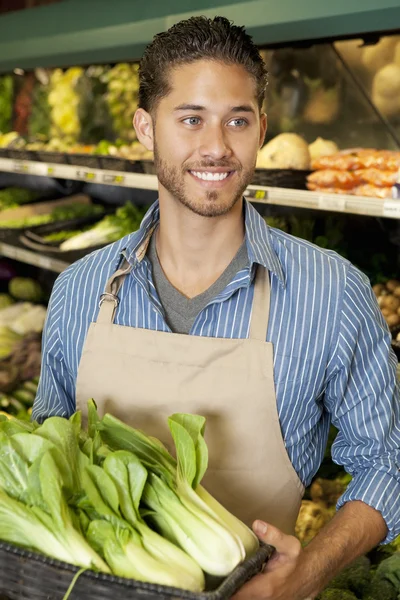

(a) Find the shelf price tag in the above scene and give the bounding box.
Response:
[103,173,125,185]
[383,200,400,219]
[13,162,29,174]
[317,196,346,212]
[245,189,268,202]
[76,170,96,182]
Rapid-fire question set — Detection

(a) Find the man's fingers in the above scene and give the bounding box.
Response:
[252,520,302,558]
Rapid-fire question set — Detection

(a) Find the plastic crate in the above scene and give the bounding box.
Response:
[0,541,273,600]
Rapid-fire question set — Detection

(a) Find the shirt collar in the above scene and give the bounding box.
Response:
[123,199,285,286]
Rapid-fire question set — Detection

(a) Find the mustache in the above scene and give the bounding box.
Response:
[184,160,241,171]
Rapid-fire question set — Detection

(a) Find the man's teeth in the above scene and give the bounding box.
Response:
[191,171,230,181]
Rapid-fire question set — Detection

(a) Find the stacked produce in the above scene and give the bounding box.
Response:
[0,187,40,210]
[57,202,146,251]
[0,403,259,592]
[296,425,400,599]
[48,67,84,142]
[307,149,400,198]
[372,279,400,330]
[0,75,13,134]
[105,63,139,142]
[0,200,104,229]
[0,278,47,420]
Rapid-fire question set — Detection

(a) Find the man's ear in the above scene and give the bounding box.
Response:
[259,113,267,148]
[133,108,154,151]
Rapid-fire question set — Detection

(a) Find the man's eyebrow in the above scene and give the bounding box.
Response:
[173,104,256,114]
[174,104,205,111]
[230,105,256,114]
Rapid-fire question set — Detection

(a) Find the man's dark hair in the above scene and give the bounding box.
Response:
[138,16,268,113]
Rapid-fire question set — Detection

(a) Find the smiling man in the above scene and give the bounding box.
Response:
[33,16,400,600]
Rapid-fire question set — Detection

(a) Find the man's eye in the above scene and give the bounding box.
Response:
[183,117,201,126]
[228,118,247,127]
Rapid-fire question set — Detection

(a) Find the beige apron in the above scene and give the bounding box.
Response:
[76,251,304,535]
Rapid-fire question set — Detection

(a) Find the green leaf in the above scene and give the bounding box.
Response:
[103,451,147,523]
[168,414,208,488]
[39,451,69,532]
[87,399,100,440]
[168,419,197,487]
[78,464,121,526]
[0,431,29,500]
[99,414,176,486]
[34,417,89,493]
[194,434,208,489]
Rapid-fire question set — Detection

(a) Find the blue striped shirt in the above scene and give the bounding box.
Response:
[33,200,400,542]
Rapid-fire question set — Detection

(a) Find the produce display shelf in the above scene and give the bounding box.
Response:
[0,157,158,190]
[0,236,69,273]
[1,156,400,219]
[244,185,400,219]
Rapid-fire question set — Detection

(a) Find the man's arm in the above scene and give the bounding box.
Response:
[32,268,75,422]
[233,264,399,600]
[232,501,387,600]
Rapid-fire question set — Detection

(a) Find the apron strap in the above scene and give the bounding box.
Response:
[249,265,271,342]
[97,259,132,324]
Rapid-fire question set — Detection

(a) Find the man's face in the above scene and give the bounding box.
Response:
[135,60,266,218]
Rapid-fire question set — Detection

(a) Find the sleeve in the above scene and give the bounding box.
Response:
[324,264,400,543]
[32,268,76,423]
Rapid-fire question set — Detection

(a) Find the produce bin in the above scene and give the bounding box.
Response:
[0,541,273,600]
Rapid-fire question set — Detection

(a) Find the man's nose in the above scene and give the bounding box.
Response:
[198,125,233,160]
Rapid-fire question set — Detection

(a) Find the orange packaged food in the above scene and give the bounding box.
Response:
[353,184,393,198]
[307,169,361,189]
[312,149,400,171]
[355,168,398,187]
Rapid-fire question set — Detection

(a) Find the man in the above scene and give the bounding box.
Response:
[33,16,400,600]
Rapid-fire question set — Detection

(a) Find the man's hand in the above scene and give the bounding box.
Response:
[231,520,315,600]
[231,501,387,600]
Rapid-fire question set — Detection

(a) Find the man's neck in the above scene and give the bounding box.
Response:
[156,195,245,299]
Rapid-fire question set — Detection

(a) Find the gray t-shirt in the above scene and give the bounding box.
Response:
[147,231,249,334]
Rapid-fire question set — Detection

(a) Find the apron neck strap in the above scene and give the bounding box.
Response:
[249,265,271,342]
[97,259,132,324]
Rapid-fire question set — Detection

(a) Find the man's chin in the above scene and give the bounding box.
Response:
[178,191,242,218]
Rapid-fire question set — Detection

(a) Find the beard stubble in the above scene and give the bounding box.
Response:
[153,141,256,218]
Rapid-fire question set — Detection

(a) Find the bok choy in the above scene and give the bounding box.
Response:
[97,409,259,575]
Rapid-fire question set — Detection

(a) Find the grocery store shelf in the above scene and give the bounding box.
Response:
[245,186,400,218]
[1,156,399,219]
[0,157,158,190]
[0,240,69,273]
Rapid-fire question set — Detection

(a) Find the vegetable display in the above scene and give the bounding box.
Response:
[0,188,40,211]
[0,402,259,591]
[59,202,146,251]
[0,202,104,229]
[0,75,13,134]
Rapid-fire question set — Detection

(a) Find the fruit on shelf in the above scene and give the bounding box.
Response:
[48,67,83,140]
[257,133,311,170]
[105,63,139,142]
[373,280,400,328]
[0,75,13,134]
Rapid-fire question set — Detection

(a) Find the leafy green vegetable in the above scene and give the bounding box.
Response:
[98,410,259,574]
[0,188,40,210]
[364,553,400,600]
[60,202,145,250]
[0,202,104,229]
[0,424,109,571]
[0,75,13,133]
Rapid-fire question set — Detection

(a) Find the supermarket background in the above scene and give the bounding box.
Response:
[0,0,399,593]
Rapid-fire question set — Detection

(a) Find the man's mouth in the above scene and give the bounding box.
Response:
[189,170,233,182]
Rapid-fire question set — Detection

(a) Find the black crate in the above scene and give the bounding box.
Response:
[35,151,69,165]
[6,149,36,162]
[68,154,102,170]
[251,169,311,190]
[0,541,273,600]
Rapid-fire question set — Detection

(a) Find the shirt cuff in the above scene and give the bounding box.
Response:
[336,468,400,544]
